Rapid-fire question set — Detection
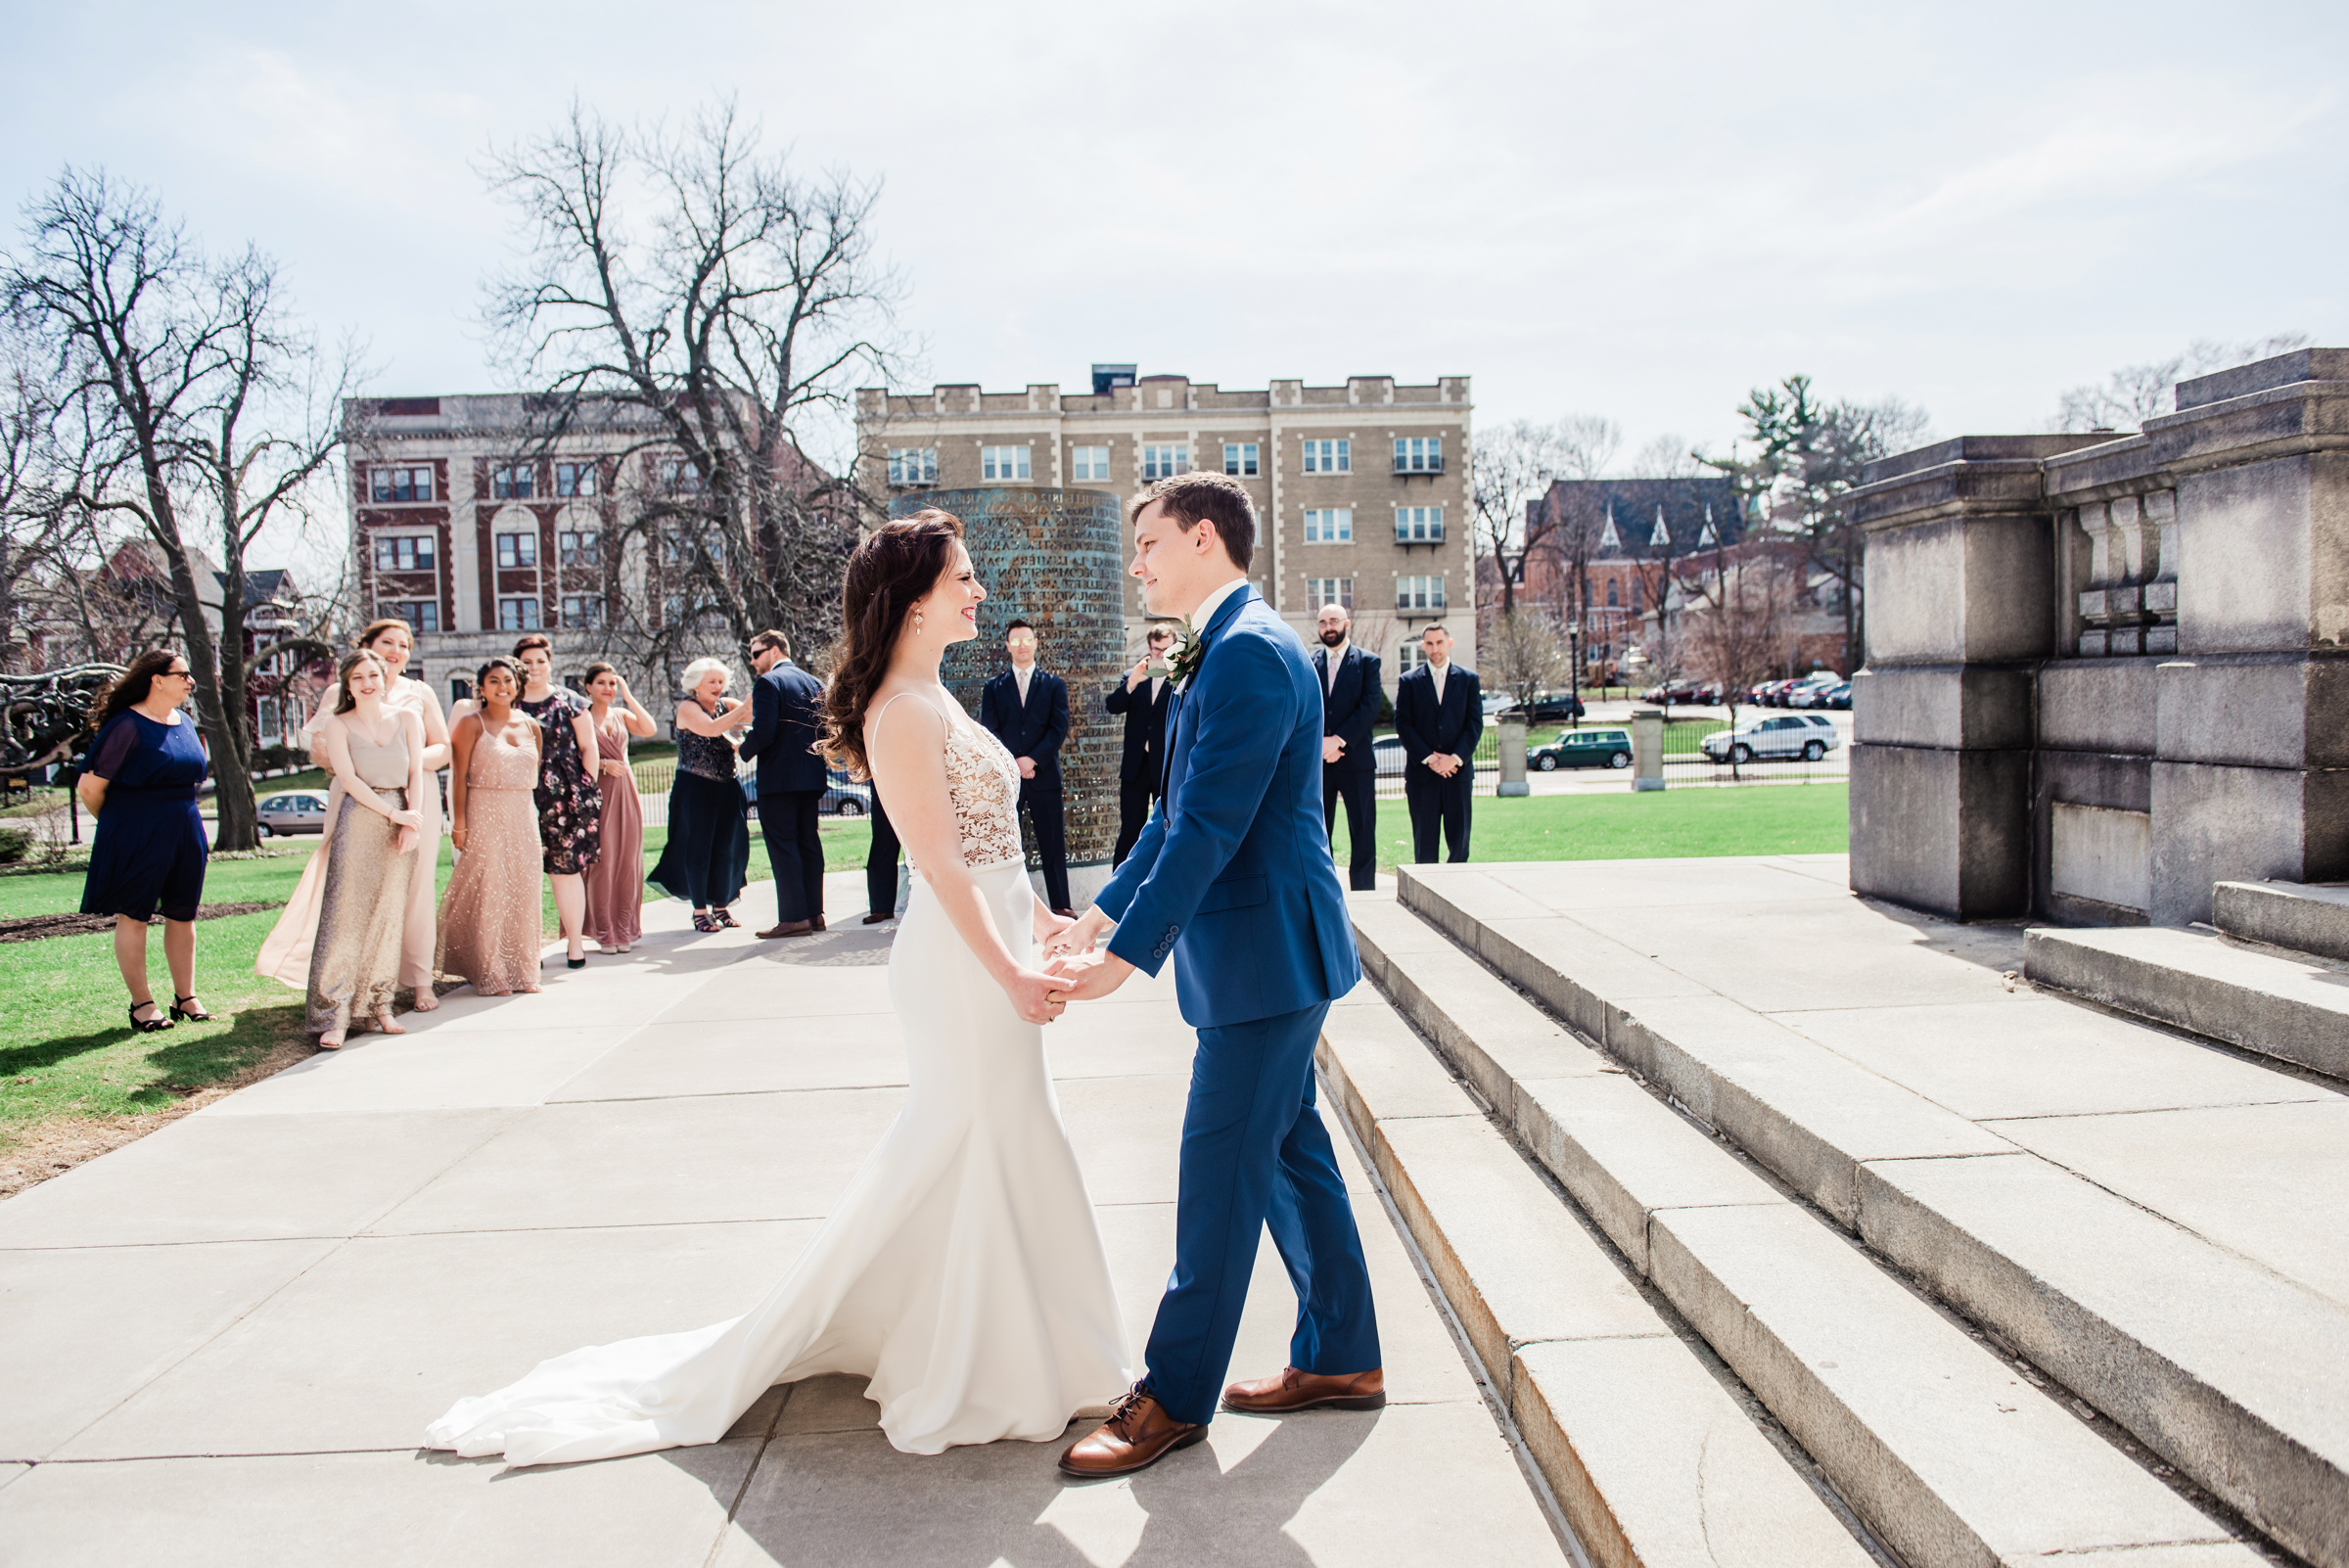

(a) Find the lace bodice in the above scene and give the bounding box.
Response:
[875,693,1024,871]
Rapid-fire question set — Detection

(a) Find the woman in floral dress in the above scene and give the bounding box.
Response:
[512,633,602,969]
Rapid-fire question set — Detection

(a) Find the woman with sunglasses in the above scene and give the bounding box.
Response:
[76,649,214,1033]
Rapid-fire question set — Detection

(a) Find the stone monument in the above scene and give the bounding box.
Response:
[1847,347,2347,925]
[890,486,1128,886]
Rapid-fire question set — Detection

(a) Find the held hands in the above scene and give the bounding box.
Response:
[1015,756,1037,780]
[1034,903,1076,948]
[1423,752,1462,778]
[394,825,420,855]
[1044,948,1134,1001]
[1005,967,1069,1025]
[1323,736,1345,764]
[392,808,424,833]
[1042,906,1112,964]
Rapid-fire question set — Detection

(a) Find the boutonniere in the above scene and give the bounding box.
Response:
[1167,625,1206,690]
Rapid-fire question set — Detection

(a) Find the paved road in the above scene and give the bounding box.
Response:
[0,875,1569,1567]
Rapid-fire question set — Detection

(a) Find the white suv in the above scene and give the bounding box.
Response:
[1701,713,1841,763]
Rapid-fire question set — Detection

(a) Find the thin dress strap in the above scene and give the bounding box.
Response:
[868,690,948,749]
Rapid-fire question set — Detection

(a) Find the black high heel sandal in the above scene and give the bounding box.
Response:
[692,912,719,934]
[128,1002,174,1034]
[170,994,214,1024]
[713,907,739,929]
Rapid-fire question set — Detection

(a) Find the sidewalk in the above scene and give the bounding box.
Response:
[0,873,1569,1566]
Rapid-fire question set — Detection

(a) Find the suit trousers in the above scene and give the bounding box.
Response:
[757,790,824,924]
[1404,768,1472,864]
[1113,777,1155,867]
[1018,777,1071,911]
[1140,999,1381,1426]
[1321,768,1377,891]
[865,791,900,918]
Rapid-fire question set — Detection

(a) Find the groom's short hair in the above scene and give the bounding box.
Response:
[1134,473,1255,572]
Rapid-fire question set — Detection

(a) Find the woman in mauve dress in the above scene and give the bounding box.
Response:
[436,658,547,997]
[581,663,656,953]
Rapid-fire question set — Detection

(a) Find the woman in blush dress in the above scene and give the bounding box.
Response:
[77,649,213,1033]
[581,663,656,954]
[436,658,546,997]
[261,617,452,1012]
[513,633,603,970]
[647,658,755,934]
[427,509,1125,1469]
[303,651,428,1049]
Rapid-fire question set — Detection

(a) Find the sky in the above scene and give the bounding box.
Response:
[4,0,2345,570]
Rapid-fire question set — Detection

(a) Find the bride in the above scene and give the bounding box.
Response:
[426,509,1129,1466]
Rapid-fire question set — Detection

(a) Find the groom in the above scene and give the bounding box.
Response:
[1047,472,1382,1478]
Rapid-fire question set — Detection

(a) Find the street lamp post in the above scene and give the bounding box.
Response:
[1567,620,1582,729]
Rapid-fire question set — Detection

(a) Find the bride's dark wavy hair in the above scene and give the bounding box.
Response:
[820,509,965,778]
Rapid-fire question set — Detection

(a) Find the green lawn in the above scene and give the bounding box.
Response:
[1330,782,1848,871]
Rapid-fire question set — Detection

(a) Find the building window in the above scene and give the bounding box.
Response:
[561,595,604,628]
[1142,444,1189,482]
[384,599,439,632]
[1395,505,1445,543]
[1633,578,1644,612]
[1070,445,1111,482]
[1606,579,1620,608]
[1394,437,1444,474]
[370,466,432,503]
[662,594,688,624]
[658,458,704,494]
[1397,575,1447,613]
[888,447,938,486]
[373,534,435,573]
[497,596,541,630]
[555,462,598,497]
[495,531,538,569]
[1303,507,1353,543]
[1306,576,1355,611]
[1223,442,1260,477]
[1302,438,1351,474]
[981,445,1032,482]
[1398,643,1430,675]
[558,530,600,568]
[491,464,535,499]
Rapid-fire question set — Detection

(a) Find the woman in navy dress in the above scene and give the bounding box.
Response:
[648,657,755,933]
[77,649,214,1033]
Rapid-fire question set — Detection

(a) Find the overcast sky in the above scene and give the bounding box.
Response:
[6,0,2344,490]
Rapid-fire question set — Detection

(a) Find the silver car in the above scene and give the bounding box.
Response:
[1700,714,1841,763]
[255,789,332,836]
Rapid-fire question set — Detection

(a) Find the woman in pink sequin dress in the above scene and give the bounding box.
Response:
[436,658,546,996]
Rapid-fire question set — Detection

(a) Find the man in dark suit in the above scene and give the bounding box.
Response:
[1312,602,1383,891]
[1104,623,1176,866]
[980,617,1074,915]
[861,793,900,925]
[1394,623,1481,864]
[740,629,828,937]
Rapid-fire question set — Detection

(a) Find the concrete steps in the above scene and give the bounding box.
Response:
[1363,871,2349,1568]
[2214,881,2349,964]
[2024,923,2349,1080]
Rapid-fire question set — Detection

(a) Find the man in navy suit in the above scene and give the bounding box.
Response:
[1103,623,1176,866]
[1312,602,1383,891]
[740,629,828,937]
[1047,472,1379,1480]
[1394,623,1481,864]
[979,619,1074,916]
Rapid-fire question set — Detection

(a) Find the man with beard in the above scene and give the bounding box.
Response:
[1312,603,1383,891]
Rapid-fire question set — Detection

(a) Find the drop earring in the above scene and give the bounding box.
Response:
[913,610,925,635]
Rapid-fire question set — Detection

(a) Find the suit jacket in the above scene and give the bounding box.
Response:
[1312,644,1383,777]
[740,660,828,795]
[1103,669,1173,787]
[979,666,1070,793]
[1096,587,1360,1028]
[1395,662,1483,782]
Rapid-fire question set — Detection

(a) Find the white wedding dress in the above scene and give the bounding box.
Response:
[425,694,1129,1467]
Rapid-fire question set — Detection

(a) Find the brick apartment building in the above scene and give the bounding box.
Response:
[855,369,1475,689]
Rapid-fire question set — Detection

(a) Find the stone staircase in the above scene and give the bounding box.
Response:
[2026,881,2349,1079]
[1322,859,2349,1568]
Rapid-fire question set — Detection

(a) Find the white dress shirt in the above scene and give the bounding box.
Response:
[1188,576,1249,634]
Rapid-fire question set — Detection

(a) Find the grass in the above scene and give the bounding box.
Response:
[1331,782,1848,872]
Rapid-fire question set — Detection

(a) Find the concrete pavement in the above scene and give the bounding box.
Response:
[0,873,1572,1567]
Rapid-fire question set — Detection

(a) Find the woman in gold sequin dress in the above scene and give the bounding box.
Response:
[435,658,546,996]
[304,651,429,1048]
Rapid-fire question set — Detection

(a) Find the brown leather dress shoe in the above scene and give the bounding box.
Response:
[758,920,813,939]
[861,911,894,925]
[1058,1389,1206,1478]
[1220,1366,1386,1414]
[811,914,826,932]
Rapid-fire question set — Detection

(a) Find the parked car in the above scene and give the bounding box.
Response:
[1530,726,1632,770]
[1505,690,1586,722]
[742,767,874,819]
[1784,673,1846,709]
[1640,680,1722,707]
[254,789,331,837]
[1700,713,1842,764]
[1792,679,1851,711]
[1373,735,1406,779]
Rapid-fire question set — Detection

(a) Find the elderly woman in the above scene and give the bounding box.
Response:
[647,657,755,934]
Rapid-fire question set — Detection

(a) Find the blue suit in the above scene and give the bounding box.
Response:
[1096,585,1379,1424]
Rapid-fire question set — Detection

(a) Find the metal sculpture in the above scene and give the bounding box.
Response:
[1,664,123,776]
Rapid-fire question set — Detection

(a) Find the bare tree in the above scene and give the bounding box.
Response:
[1471,415,1621,619]
[1683,541,1796,780]
[2050,334,2310,433]
[483,99,899,667]
[6,168,353,848]
[1482,608,1570,712]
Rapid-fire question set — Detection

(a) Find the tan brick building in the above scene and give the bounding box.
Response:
[854,370,1474,690]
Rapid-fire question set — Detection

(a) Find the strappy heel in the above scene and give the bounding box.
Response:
[713,907,739,929]
[127,1001,173,1035]
[692,912,719,934]
[170,993,214,1024]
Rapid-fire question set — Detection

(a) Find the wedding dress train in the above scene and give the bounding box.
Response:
[426,702,1129,1466]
